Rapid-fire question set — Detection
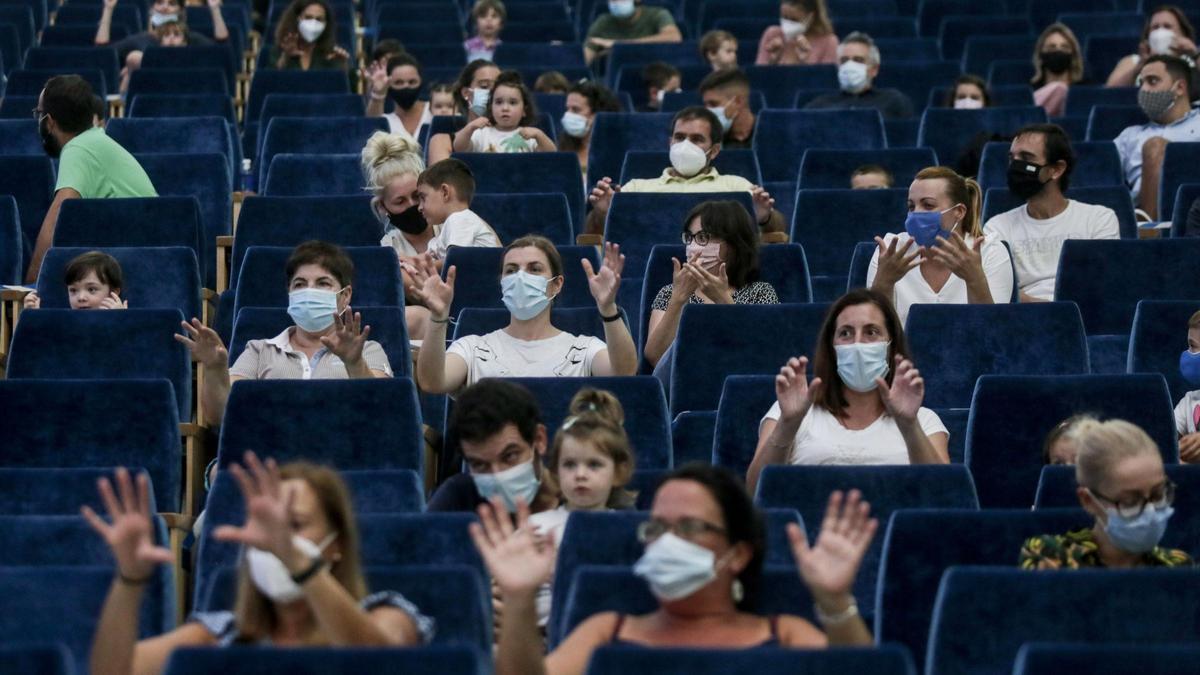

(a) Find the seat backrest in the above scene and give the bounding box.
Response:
[245,69,350,122]
[755,464,979,619]
[846,240,878,292]
[939,15,1031,62]
[606,41,703,87]
[341,469,425,513]
[670,303,830,417]
[1064,85,1138,117]
[754,109,886,183]
[877,508,1091,672]
[0,195,21,284]
[790,188,907,276]
[619,149,762,185]
[1127,299,1200,402]
[233,245,401,313]
[966,374,1178,508]
[906,303,1091,408]
[744,64,839,107]
[164,644,485,675]
[127,93,237,124]
[492,42,584,67]
[469,192,573,245]
[127,67,228,98]
[259,93,366,125]
[927,567,1200,675]
[441,245,599,319]
[34,246,201,320]
[140,46,235,89]
[917,106,1049,174]
[0,118,42,155]
[1169,182,1200,238]
[1159,142,1200,219]
[587,644,916,674]
[1013,643,1200,675]
[712,374,790,476]
[25,46,118,92]
[135,152,233,287]
[0,467,157,515]
[53,197,203,273]
[1084,34,1139,82]
[874,59,959,108]
[452,151,586,227]
[262,153,364,196]
[797,148,937,189]
[981,185,1137,238]
[0,645,73,675]
[1086,104,1146,141]
[961,35,1036,79]
[0,379,181,510]
[106,116,236,179]
[7,309,193,419]
[586,113,675,188]
[916,0,974,36]
[0,154,54,255]
[1055,239,1200,335]
[231,196,380,284]
[258,117,388,186]
[603,191,755,278]
[229,305,410,376]
[978,140,1123,191]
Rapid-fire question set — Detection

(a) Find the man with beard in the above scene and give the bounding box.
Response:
[983,123,1119,303]
[27,75,156,282]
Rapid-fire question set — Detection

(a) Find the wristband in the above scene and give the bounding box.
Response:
[600,310,622,322]
[290,556,326,585]
[369,92,387,101]
[814,599,859,626]
[430,315,451,324]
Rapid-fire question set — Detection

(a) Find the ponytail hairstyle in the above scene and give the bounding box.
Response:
[546,388,637,509]
[913,166,983,237]
[361,131,425,197]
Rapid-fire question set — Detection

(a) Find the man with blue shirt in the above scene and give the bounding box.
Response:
[27,75,157,282]
[1114,55,1200,220]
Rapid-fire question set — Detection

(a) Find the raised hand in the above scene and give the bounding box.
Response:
[320,307,370,365]
[684,261,734,304]
[750,185,774,224]
[175,318,228,368]
[99,291,128,310]
[102,0,118,10]
[583,242,623,311]
[669,254,701,302]
[928,232,985,283]
[788,490,876,606]
[362,59,388,94]
[280,32,303,57]
[872,235,920,287]
[330,45,350,61]
[408,256,455,321]
[588,177,620,214]
[775,356,822,423]
[875,355,924,424]
[22,291,40,309]
[81,468,173,582]
[206,0,222,8]
[468,497,556,598]
[764,34,784,56]
[213,452,295,559]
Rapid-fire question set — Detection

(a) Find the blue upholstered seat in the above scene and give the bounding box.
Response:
[745,65,839,108]
[939,16,1031,61]
[754,464,979,621]
[670,411,717,465]
[960,35,1036,78]
[1169,183,1200,237]
[52,197,203,280]
[233,246,401,315]
[754,109,886,183]
[163,645,486,675]
[0,467,157,515]
[1127,300,1200,402]
[915,0,975,37]
[1064,85,1138,117]
[982,185,1137,238]
[7,68,109,99]
[24,46,119,92]
[341,469,425,513]
[107,117,238,183]
[135,152,233,287]
[229,305,410,376]
[1085,34,1139,82]
[712,374,780,476]
[619,149,762,185]
[244,70,351,123]
[917,107,1049,175]
[0,196,21,284]
[127,93,237,124]
[262,153,363,196]
[586,645,916,675]
[966,374,1178,509]
[1085,104,1146,141]
[0,154,54,266]
[927,567,1200,675]
[0,119,42,155]
[586,113,675,188]
[906,303,1091,408]
[452,152,586,228]
[1014,643,1200,675]
[440,245,598,319]
[605,42,704,88]
[789,188,907,298]
[797,148,937,189]
[257,117,387,186]
[140,46,237,92]
[127,67,229,98]
[978,140,1123,190]
[493,42,585,68]
[34,246,201,321]
[0,645,73,675]
[659,91,767,115]
[874,59,959,108]
[469,193,574,245]
[1158,141,1200,219]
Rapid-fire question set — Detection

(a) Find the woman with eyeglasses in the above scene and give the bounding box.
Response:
[644,200,779,374]
[471,464,876,675]
[1021,419,1191,569]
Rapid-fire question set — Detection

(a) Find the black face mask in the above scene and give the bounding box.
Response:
[1040,50,1072,75]
[388,86,421,110]
[387,204,428,234]
[38,115,60,158]
[1007,159,1047,201]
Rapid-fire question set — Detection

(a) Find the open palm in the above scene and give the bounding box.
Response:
[213,452,294,559]
[583,242,624,310]
[876,356,924,424]
[81,468,172,581]
[410,256,455,320]
[788,490,876,603]
[469,497,556,597]
[776,356,822,422]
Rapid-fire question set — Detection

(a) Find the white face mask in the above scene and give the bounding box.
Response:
[297,18,325,43]
[708,102,733,132]
[1149,27,1176,55]
[780,17,807,40]
[469,87,491,116]
[954,96,984,110]
[608,0,635,19]
[838,60,870,94]
[560,111,590,138]
[835,341,891,392]
[633,532,730,601]
[150,11,178,28]
[246,532,337,603]
[472,458,542,512]
[669,139,709,178]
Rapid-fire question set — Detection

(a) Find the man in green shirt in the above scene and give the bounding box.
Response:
[27,75,157,282]
[585,0,682,66]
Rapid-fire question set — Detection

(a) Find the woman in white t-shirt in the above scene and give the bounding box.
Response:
[363,53,433,141]
[412,235,639,394]
[746,289,949,494]
[867,166,1013,325]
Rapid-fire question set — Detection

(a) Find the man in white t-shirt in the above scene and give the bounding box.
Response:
[1113,55,1200,220]
[415,157,501,261]
[984,123,1120,302]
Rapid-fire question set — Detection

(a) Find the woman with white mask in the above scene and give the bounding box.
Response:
[868,166,1013,325]
[413,235,638,395]
[558,81,623,176]
[85,453,431,675]
[756,0,839,65]
[270,0,349,71]
[747,289,949,494]
[1021,419,1191,569]
[1107,6,1199,88]
[471,463,875,675]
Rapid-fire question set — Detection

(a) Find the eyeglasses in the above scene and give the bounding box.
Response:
[636,517,726,543]
[681,231,712,246]
[1090,480,1176,519]
[31,108,45,120]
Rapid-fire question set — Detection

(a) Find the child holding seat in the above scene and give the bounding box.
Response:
[23,250,127,310]
[453,70,556,153]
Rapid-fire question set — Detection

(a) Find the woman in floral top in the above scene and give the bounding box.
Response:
[1020,419,1192,569]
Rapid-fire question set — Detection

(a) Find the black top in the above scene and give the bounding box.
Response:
[112,31,213,63]
[804,87,914,119]
[426,473,485,512]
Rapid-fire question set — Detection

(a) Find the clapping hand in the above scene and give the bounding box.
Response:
[750,185,774,224]
[928,232,985,284]
[362,59,388,94]
[588,177,620,214]
[875,355,924,424]
[320,307,370,366]
[408,255,455,321]
[683,261,733,304]
[583,242,624,312]
[873,236,920,287]
[775,356,823,424]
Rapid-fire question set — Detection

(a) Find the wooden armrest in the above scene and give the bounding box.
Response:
[761,232,789,244]
[0,289,30,302]
[575,234,603,246]
[216,236,234,293]
[180,422,206,438]
[216,235,234,248]
[232,191,253,204]
[160,512,195,532]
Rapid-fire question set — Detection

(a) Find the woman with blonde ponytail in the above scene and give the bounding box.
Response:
[867,166,1014,323]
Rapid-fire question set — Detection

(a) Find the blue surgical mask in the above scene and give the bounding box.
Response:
[708,103,732,133]
[469,88,491,116]
[835,341,890,392]
[501,270,555,320]
[472,459,540,512]
[608,0,635,18]
[561,111,589,138]
[1181,349,1200,386]
[904,204,961,248]
[287,287,344,333]
[1103,503,1173,554]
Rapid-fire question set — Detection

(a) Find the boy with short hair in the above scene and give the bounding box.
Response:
[850,164,893,189]
[416,158,501,260]
[700,29,738,70]
[642,61,681,111]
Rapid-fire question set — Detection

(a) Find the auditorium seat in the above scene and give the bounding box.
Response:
[754,109,886,184]
[469,193,574,246]
[966,374,1178,509]
[1127,300,1200,402]
[606,42,704,86]
[789,188,907,299]
[453,152,586,228]
[136,152,233,287]
[917,107,1049,176]
[52,198,204,284]
[163,645,486,675]
[927,84,1034,109]
[244,69,351,124]
[1169,183,1200,237]
[960,35,1036,79]
[0,119,41,155]
[0,154,54,263]
[1084,35,1139,83]
[34,246,202,321]
[660,91,767,115]
[493,42,585,68]
[140,46,238,93]
[229,306,410,376]
[257,117,387,187]
[0,467,157,515]
[978,141,1123,190]
[981,186,1137,239]
[232,246,401,315]
[586,644,916,674]
[7,65,108,96]
[712,374,781,476]
[0,196,20,284]
[939,16,1031,62]
[440,245,598,319]
[127,67,229,99]
[619,149,762,185]
[24,46,119,93]
[670,410,717,465]
[586,113,675,188]
[1064,85,1138,117]
[107,117,238,185]
[262,154,364,196]
[1085,104,1146,141]
[1158,142,1200,219]
[1014,644,1200,675]
[127,93,237,124]
[341,469,425,513]
[797,148,937,190]
[0,645,72,675]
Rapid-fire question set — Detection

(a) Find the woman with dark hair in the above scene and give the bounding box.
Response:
[944,74,990,109]
[472,463,876,675]
[271,0,349,71]
[559,81,623,174]
[363,52,433,140]
[747,289,949,493]
[644,200,780,370]
[428,59,502,163]
[1107,5,1198,87]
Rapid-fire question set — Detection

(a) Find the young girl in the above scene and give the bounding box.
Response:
[1176,309,1200,463]
[464,0,505,62]
[23,250,127,310]
[429,82,459,117]
[700,29,739,71]
[453,70,556,153]
[528,388,637,628]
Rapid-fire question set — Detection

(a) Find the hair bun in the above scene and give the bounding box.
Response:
[568,388,625,426]
[362,131,421,169]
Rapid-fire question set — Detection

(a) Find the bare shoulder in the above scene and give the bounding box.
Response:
[775,614,829,648]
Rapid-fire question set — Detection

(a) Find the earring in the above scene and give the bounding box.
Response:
[731,579,744,603]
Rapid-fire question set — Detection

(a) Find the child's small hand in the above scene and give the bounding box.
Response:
[22,291,40,310]
[99,291,127,310]
[516,127,540,140]
[470,116,492,130]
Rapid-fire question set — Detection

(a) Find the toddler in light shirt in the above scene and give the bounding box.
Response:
[415,157,501,261]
